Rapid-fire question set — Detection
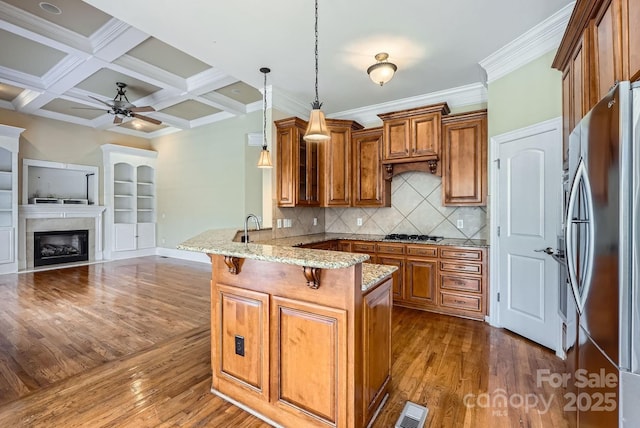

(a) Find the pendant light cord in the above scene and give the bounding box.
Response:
[312,0,321,109]
[263,70,267,149]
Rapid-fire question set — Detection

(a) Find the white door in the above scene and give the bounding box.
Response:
[493,118,562,351]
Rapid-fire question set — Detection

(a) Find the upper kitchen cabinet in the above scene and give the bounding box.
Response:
[275,117,320,207]
[378,103,450,176]
[441,110,487,206]
[553,0,637,157]
[351,127,391,208]
[321,119,363,207]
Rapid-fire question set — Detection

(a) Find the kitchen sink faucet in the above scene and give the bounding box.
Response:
[244,214,261,243]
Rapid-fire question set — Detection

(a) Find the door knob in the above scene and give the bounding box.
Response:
[534,247,556,255]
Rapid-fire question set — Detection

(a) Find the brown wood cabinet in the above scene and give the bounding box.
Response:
[321,119,364,207]
[378,103,450,165]
[553,0,640,162]
[351,127,390,207]
[210,254,392,428]
[333,239,488,320]
[275,117,320,207]
[441,110,487,206]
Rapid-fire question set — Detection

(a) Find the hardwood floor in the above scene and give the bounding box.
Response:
[0,257,568,427]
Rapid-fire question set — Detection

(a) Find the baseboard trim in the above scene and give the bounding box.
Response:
[155,247,209,264]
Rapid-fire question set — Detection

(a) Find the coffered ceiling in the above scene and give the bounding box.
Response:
[0,0,575,139]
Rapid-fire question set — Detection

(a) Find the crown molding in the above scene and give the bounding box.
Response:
[479,2,575,84]
[271,87,310,119]
[329,83,487,126]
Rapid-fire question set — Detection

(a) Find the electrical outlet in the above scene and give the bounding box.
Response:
[457,219,464,229]
[357,218,363,226]
[234,335,245,357]
[277,219,282,228]
[313,217,318,226]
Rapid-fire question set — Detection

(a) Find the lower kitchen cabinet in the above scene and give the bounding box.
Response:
[351,241,377,263]
[376,254,405,300]
[405,256,438,309]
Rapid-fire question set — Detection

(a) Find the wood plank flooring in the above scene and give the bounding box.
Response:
[0,257,569,427]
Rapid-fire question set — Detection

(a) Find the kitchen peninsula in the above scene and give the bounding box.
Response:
[178,229,397,428]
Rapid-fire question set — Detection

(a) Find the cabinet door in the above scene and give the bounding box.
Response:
[442,112,487,206]
[0,228,13,264]
[410,113,440,158]
[276,126,296,207]
[363,279,392,423]
[592,0,623,101]
[382,118,410,160]
[298,139,320,206]
[626,0,640,80]
[114,223,136,251]
[377,254,404,300]
[136,223,156,249]
[405,257,438,307]
[323,126,351,207]
[352,128,389,207]
[571,33,588,127]
[562,68,572,164]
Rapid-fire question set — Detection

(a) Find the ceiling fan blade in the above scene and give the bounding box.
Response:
[131,113,161,125]
[89,95,115,108]
[113,116,123,124]
[129,106,155,113]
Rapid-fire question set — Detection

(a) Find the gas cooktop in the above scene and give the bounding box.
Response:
[383,234,444,242]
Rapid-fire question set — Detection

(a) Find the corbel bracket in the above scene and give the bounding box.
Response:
[224,256,241,274]
[303,266,321,289]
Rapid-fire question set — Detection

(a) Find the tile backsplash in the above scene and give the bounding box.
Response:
[325,172,489,240]
[271,172,489,241]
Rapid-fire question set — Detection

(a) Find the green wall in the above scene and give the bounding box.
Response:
[488,50,562,138]
[151,110,262,249]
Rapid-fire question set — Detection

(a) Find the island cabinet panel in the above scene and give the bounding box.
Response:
[216,284,269,400]
[272,296,347,426]
[362,279,392,423]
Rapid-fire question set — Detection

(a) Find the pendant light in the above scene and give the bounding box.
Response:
[367,53,397,86]
[303,0,330,142]
[257,67,273,168]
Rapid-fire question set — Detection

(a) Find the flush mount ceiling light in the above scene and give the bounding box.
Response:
[367,53,397,86]
[39,2,62,14]
[303,0,330,142]
[257,67,273,168]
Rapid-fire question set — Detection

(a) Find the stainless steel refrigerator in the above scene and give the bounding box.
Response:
[565,80,640,427]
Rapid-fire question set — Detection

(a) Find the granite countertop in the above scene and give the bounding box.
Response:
[362,263,397,292]
[258,233,489,248]
[177,229,369,269]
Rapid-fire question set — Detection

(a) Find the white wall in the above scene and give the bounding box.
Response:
[151,111,262,249]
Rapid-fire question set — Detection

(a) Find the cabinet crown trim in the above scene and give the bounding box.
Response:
[377,102,450,120]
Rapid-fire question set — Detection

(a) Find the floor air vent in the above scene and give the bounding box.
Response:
[395,401,428,428]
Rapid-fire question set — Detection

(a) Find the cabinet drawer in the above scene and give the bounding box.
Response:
[439,261,482,275]
[440,275,481,293]
[406,245,437,258]
[439,247,483,261]
[376,243,405,255]
[440,292,482,312]
[352,242,376,252]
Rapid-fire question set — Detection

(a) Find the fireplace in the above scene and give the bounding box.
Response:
[34,230,89,267]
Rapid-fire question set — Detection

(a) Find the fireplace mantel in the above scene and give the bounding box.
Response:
[18,205,106,270]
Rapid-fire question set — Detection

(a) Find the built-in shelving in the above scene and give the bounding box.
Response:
[102,144,157,259]
[0,125,23,273]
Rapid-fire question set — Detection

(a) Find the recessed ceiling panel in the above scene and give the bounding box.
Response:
[0,29,67,76]
[74,69,161,101]
[161,100,221,120]
[41,98,105,120]
[120,37,211,78]
[0,82,24,101]
[3,0,111,37]
[213,81,262,105]
[119,119,166,133]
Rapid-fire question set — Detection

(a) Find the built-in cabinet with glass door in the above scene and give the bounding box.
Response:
[0,125,22,273]
[102,144,157,259]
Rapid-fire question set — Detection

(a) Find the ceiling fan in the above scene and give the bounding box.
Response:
[76,82,161,125]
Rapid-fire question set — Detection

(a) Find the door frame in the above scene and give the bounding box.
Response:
[488,116,564,357]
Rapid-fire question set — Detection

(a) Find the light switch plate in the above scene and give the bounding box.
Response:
[357,218,363,226]
[456,219,464,229]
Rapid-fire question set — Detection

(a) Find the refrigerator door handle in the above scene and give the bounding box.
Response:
[565,159,596,313]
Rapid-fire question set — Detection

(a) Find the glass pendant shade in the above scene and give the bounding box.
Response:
[367,53,397,86]
[257,147,273,168]
[304,107,330,142]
